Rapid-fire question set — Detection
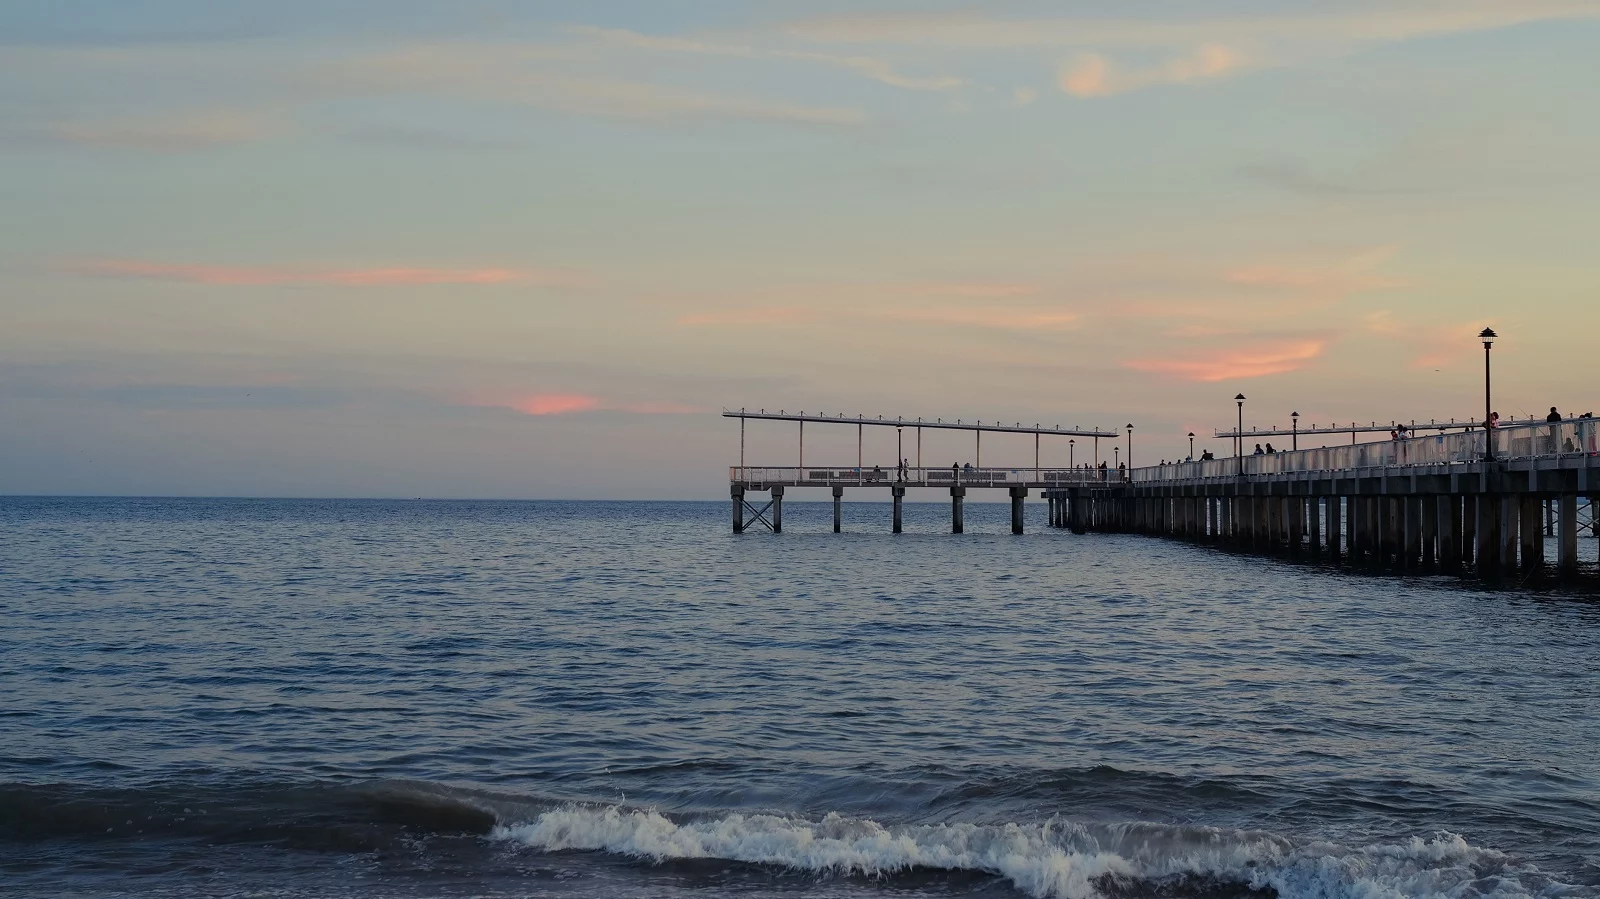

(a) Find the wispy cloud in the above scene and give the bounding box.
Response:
[1224,246,1407,296]
[569,26,964,92]
[309,45,868,126]
[31,109,280,151]
[68,259,584,287]
[1238,161,1421,198]
[1125,337,1329,382]
[506,393,602,416]
[676,308,803,327]
[1060,45,1243,97]
[783,5,1600,49]
[466,392,702,417]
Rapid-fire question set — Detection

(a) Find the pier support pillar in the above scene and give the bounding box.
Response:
[1011,486,1027,535]
[731,485,745,534]
[1421,495,1438,569]
[1327,496,1342,561]
[770,486,783,534]
[951,487,966,534]
[892,485,905,534]
[1520,495,1542,571]
[1462,496,1477,565]
[832,486,843,533]
[1288,498,1305,555]
[1437,496,1458,573]
[1558,494,1578,576]
[1404,497,1422,569]
[1500,494,1519,572]
[1307,497,1321,557]
[1476,495,1498,575]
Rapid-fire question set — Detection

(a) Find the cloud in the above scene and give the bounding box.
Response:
[68,259,582,287]
[1060,45,1243,97]
[1364,317,1488,369]
[784,5,1600,49]
[32,109,278,151]
[1224,246,1407,295]
[880,308,1079,331]
[1125,338,1329,382]
[466,393,701,417]
[568,26,964,92]
[507,394,602,416]
[678,302,1075,332]
[1239,161,1421,198]
[516,75,867,125]
[676,308,803,327]
[309,45,867,126]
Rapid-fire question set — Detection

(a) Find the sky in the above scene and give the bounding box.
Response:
[2,0,1597,499]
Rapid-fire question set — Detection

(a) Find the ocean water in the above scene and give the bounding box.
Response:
[1,496,1597,899]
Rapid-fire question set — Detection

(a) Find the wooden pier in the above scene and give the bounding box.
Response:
[728,410,1600,582]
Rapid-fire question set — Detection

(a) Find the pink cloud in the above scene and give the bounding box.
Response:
[676,308,802,327]
[1060,45,1243,98]
[506,394,602,416]
[1125,338,1329,382]
[68,258,580,287]
[464,392,700,417]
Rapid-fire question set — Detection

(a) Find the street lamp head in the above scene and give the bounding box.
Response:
[1479,327,1497,347]
[1291,411,1300,419]
[1235,393,1246,403]
[1188,431,1195,438]
[1126,423,1133,432]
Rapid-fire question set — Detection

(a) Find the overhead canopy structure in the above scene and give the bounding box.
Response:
[723,408,1120,438]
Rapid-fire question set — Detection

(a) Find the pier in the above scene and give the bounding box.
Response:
[728,410,1600,582]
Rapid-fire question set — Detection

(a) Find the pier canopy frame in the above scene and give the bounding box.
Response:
[726,408,1121,475]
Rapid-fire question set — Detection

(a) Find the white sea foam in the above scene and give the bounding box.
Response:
[493,806,1578,899]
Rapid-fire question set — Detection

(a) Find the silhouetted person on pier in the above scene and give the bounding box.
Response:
[1253,443,1264,455]
[872,465,883,482]
[1117,462,1126,481]
[1488,411,1500,429]
[1265,443,1276,454]
[1548,407,1562,422]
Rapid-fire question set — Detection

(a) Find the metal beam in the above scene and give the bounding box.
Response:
[724,408,1118,438]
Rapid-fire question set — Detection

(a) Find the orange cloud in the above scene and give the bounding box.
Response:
[1060,45,1242,97]
[1125,338,1328,382]
[69,259,579,287]
[507,394,602,416]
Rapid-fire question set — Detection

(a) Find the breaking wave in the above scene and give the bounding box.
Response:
[495,805,1577,899]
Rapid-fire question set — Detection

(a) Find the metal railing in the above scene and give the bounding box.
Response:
[729,466,1126,487]
[1133,419,1600,483]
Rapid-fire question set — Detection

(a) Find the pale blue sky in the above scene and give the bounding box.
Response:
[2,1,1597,497]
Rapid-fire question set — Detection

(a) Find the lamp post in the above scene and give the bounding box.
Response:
[1188,432,1195,460]
[896,426,903,478]
[1235,394,1246,476]
[1114,446,1119,470]
[1291,411,1300,451]
[1480,328,1497,461]
[1125,423,1133,471]
[1069,438,1075,468]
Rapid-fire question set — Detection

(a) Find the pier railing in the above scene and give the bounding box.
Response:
[730,466,1121,487]
[1132,419,1600,483]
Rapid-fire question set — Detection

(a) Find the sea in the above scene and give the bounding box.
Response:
[2,496,1597,899]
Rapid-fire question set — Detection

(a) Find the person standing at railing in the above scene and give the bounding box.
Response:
[1253,443,1264,455]
[1545,407,1563,454]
